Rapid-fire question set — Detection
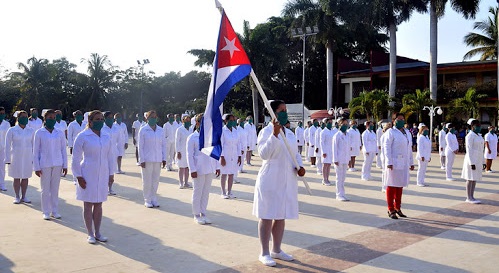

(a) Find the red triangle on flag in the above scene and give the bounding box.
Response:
[217,13,251,69]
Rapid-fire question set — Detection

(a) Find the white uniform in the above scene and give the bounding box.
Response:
[67,121,85,150]
[220,126,241,175]
[138,124,166,206]
[314,127,323,172]
[320,128,334,164]
[187,131,219,216]
[114,122,128,157]
[416,134,431,186]
[33,128,67,215]
[237,125,248,172]
[307,126,317,158]
[0,120,11,189]
[5,125,34,179]
[54,120,67,135]
[445,133,459,179]
[379,132,388,191]
[439,130,447,169]
[175,125,193,168]
[484,132,498,159]
[383,128,413,188]
[163,122,178,168]
[244,123,257,151]
[101,124,120,161]
[72,129,116,203]
[461,131,484,181]
[27,118,42,130]
[253,124,301,219]
[132,120,146,145]
[332,130,350,198]
[295,126,304,147]
[303,127,310,161]
[361,129,378,180]
[347,128,361,157]
[376,127,383,168]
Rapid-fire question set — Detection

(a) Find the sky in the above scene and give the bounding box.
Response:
[0,0,497,77]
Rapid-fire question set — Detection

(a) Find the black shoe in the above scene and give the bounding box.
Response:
[388,211,398,219]
[396,210,407,218]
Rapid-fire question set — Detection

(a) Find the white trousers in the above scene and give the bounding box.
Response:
[376,152,382,168]
[316,153,322,173]
[0,148,5,189]
[40,166,62,214]
[417,159,428,185]
[141,162,161,204]
[192,173,214,215]
[239,151,246,171]
[362,152,375,180]
[334,163,347,197]
[166,141,175,168]
[305,145,310,162]
[445,153,455,179]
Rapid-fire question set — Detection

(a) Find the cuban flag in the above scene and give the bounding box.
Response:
[200,11,252,160]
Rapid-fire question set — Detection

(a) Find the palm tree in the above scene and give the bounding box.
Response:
[452,87,487,119]
[370,89,393,122]
[400,89,435,122]
[187,49,215,68]
[429,0,481,101]
[349,91,374,120]
[81,53,115,109]
[463,6,497,61]
[14,57,52,109]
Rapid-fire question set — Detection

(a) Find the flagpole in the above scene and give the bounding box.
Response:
[250,70,312,195]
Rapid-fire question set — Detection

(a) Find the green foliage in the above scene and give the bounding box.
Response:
[450,87,487,120]
[400,89,435,122]
[348,89,392,121]
[463,6,498,61]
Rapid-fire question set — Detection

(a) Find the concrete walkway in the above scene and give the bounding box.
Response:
[0,146,497,273]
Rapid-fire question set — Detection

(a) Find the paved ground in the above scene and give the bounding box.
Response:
[0,143,498,273]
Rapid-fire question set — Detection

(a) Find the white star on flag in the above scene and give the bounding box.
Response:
[221,37,240,58]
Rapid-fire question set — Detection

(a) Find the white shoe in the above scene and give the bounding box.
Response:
[417,184,426,187]
[471,199,482,204]
[51,213,62,219]
[234,180,241,184]
[486,170,494,173]
[446,178,456,181]
[322,181,332,186]
[194,217,206,225]
[21,197,31,203]
[1,187,7,191]
[259,255,276,267]
[144,202,153,208]
[336,196,350,201]
[361,178,370,181]
[151,201,160,208]
[108,190,116,196]
[441,166,446,170]
[13,198,20,204]
[136,162,141,166]
[117,170,125,174]
[42,214,50,220]
[95,235,108,242]
[87,236,96,244]
[227,192,236,199]
[184,183,192,188]
[202,216,212,224]
[271,250,294,261]
[221,194,229,199]
[465,199,476,204]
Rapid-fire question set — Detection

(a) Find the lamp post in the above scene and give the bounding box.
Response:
[137,59,150,117]
[291,26,319,125]
[423,105,442,149]
[328,106,344,121]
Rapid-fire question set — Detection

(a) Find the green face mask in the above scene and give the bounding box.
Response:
[450,128,456,134]
[169,117,174,123]
[423,130,429,136]
[138,116,143,122]
[298,122,302,128]
[176,118,181,122]
[75,115,83,123]
[184,121,191,129]
[473,126,481,134]
[491,130,496,134]
[277,111,288,126]
[313,121,319,127]
[56,114,62,122]
[105,117,114,127]
[31,113,38,119]
[45,118,56,129]
[326,123,332,129]
[352,125,357,129]
[148,118,157,126]
[395,120,405,129]
[369,125,374,131]
[443,128,449,133]
[92,120,104,131]
[240,122,245,129]
[248,119,253,124]
[321,123,326,129]
[0,114,5,120]
[116,117,122,124]
[340,124,348,133]
[18,117,28,125]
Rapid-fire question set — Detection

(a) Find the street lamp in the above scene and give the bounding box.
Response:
[291,26,319,125]
[423,105,443,149]
[137,59,150,117]
[328,106,344,121]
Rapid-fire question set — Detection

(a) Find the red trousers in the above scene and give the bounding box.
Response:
[386,186,403,211]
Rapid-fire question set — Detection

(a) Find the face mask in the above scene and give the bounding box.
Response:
[75,115,83,123]
[491,130,496,134]
[313,121,319,127]
[148,118,157,126]
[169,117,174,123]
[0,114,5,120]
[277,111,288,126]
[450,129,456,134]
[31,113,38,119]
[92,120,104,131]
[340,124,348,133]
[248,119,253,124]
[473,126,481,134]
[240,122,245,129]
[326,123,332,129]
[352,125,357,129]
[395,120,405,129]
[116,117,122,124]
[298,123,302,128]
[443,128,449,133]
[335,125,339,129]
[18,117,28,125]
[184,121,191,129]
[369,125,374,131]
[321,123,326,129]
[56,114,62,122]
[138,116,143,122]
[423,130,429,136]
[176,118,181,122]
[105,117,114,127]
[45,118,56,129]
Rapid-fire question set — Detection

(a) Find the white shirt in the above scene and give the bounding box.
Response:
[416,134,431,161]
[33,127,68,171]
[383,128,414,187]
[186,131,219,175]
[132,120,146,140]
[439,129,447,156]
[54,120,68,133]
[347,127,361,156]
[244,122,258,150]
[445,133,459,153]
[362,129,378,153]
[138,124,167,163]
[308,126,317,147]
[27,117,43,130]
[295,126,304,146]
[484,132,498,159]
[67,120,85,148]
[332,131,350,164]
[0,119,11,150]
[101,124,120,157]
[320,128,333,157]
[114,122,128,146]
[237,125,248,152]
[163,122,177,143]
[376,127,383,148]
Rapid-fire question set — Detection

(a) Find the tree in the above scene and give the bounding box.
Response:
[370,89,392,122]
[429,0,481,101]
[187,49,215,68]
[349,91,374,120]
[451,87,487,119]
[400,89,435,122]
[463,6,497,61]
[81,53,115,109]
[14,57,53,110]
